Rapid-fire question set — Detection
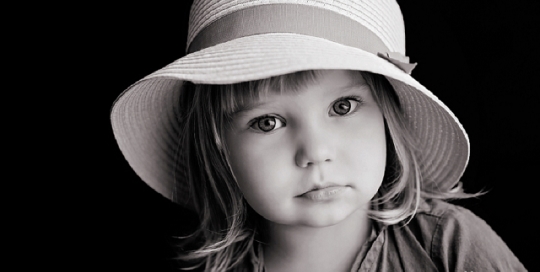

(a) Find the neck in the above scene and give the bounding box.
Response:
[262,208,372,272]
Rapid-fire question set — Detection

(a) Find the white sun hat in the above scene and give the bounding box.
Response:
[110,0,469,208]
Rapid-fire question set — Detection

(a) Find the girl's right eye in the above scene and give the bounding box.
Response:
[249,115,285,133]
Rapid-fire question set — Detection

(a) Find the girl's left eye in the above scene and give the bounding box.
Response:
[331,96,363,116]
[249,115,285,133]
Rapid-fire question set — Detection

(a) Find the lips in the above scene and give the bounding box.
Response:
[296,182,350,201]
[300,182,343,195]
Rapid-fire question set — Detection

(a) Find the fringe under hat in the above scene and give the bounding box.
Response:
[111,0,469,208]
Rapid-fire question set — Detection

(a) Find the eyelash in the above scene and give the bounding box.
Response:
[249,95,364,133]
[249,114,286,133]
[331,95,364,116]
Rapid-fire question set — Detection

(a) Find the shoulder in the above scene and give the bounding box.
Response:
[412,199,527,271]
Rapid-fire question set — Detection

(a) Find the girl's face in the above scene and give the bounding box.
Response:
[224,70,386,227]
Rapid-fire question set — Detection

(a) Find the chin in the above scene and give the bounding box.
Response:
[296,202,362,228]
[299,216,348,228]
[254,196,371,228]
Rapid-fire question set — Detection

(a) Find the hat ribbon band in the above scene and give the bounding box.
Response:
[187,4,391,55]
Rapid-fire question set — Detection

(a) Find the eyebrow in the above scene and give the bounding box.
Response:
[231,80,370,117]
[231,100,275,117]
[341,81,370,92]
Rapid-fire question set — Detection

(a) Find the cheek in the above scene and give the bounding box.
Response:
[224,133,293,217]
[341,112,387,196]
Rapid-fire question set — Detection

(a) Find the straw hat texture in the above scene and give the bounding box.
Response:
[111,0,469,208]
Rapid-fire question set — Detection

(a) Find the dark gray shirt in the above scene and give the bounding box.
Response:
[350,199,527,271]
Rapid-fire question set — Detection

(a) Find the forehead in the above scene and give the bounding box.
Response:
[223,70,367,116]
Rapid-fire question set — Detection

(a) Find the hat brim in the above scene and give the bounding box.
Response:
[111,33,469,207]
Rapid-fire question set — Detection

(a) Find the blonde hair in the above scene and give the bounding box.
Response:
[175,70,482,271]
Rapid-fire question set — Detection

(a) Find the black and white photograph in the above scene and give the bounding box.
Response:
[97,0,537,270]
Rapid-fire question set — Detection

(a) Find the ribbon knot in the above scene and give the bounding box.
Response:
[377,52,417,74]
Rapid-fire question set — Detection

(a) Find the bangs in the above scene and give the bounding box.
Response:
[215,70,321,121]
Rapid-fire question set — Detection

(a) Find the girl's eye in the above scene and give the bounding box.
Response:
[331,97,363,116]
[250,116,285,132]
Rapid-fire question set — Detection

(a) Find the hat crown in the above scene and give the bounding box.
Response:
[187,0,406,54]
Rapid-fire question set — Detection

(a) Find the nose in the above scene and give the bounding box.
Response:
[294,122,335,168]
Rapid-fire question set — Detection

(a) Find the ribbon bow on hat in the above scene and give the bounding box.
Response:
[378,52,417,74]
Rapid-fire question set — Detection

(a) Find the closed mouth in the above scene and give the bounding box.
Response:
[296,185,350,201]
[297,184,349,197]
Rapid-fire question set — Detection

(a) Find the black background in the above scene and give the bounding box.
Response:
[94,1,538,270]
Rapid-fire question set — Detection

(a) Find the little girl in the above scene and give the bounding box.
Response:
[111,0,526,271]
